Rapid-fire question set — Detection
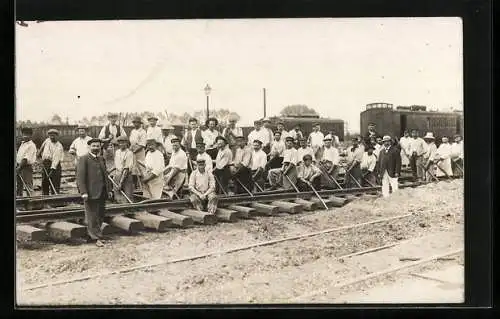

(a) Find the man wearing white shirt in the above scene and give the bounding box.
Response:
[142,139,166,199]
[296,137,315,166]
[164,137,188,198]
[182,118,204,160]
[146,115,163,144]
[408,129,427,181]
[250,140,267,192]
[189,158,218,214]
[326,130,340,148]
[98,113,127,145]
[195,142,213,172]
[69,125,92,168]
[361,145,378,186]
[319,136,340,188]
[450,134,464,177]
[434,136,453,178]
[261,118,274,154]
[231,135,253,194]
[113,136,135,203]
[399,130,411,168]
[202,117,220,159]
[276,120,290,141]
[288,124,304,146]
[214,136,233,194]
[38,129,64,195]
[267,131,285,170]
[373,137,383,158]
[129,116,147,188]
[159,122,177,165]
[222,115,243,156]
[16,127,37,196]
[307,122,324,162]
[268,136,298,190]
[247,120,271,152]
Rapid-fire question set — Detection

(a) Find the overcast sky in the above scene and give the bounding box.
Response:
[16,18,462,131]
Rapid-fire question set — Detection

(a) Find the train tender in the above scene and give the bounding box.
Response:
[360,102,463,140]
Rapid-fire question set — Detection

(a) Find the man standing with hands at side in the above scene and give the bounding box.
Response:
[377,135,402,198]
[77,138,113,247]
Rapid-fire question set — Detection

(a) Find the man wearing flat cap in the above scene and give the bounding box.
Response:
[69,125,92,169]
[163,137,188,198]
[202,117,220,160]
[319,135,340,188]
[214,136,233,194]
[98,113,127,145]
[450,134,464,177]
[377,135,401,197]
[129,116,147,188]
[145,115,162,145]
[188,158,218,214]
[230,135,253,194]
[77,138,113,246]
[37,128,64,195]
[142,138,166,199]
[16,127,37,196]
[113,136,134,203]
[267,136,298,190]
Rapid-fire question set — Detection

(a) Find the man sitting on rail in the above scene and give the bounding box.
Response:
[318,135,340,189]
[360,145,378,186]
[142,138,166,199]
[69,125,92,169]
[296,154,322,192]
[267,136,298,191]
[163,137,188,198]
[296,136,314,166]
[267,130,285,170]
[38,128,64,195]
[230,135,253,194]
[195,142,213,172]
[250,139,267,192]
[16,127,37,197]
[113,136,134,203]
[214,136,233,195]
[344,136,364,188]
[189,158,218,214]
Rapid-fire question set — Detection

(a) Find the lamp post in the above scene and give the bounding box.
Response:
[204,84,212,123]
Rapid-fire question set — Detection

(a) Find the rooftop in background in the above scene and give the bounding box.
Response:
[365,102,462,114]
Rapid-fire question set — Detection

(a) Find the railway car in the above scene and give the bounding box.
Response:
[360,102,463,140]
[266,115,345,141]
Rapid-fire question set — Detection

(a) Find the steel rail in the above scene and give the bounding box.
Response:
[16,183,421,224]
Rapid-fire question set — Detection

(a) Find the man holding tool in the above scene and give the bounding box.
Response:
[360,145,378,186]
[188,158,218,214]
[16,127,37,197]
[344,136,364,188]
[77,138,113,247]
[129,116,147,189]
[214,136,233,195]
[250,140,267,192]
[113,136,135,203]
[296,154,322,191]
[230,135,253,194]
[163,137,188,198]
[142,138,166,199]
[267,136,298,191]
[38,128,64,195]
[318,135,340,189]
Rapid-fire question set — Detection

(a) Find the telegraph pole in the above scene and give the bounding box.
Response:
[263,88,267,118]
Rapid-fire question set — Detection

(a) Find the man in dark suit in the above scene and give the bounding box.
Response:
[77,138,113,246]
[377,135,402,198]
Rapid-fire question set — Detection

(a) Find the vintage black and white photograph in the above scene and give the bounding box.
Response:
[15,18,464,305]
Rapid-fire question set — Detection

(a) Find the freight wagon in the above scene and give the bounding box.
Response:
[266,115,345,141]
[360,102,463,140]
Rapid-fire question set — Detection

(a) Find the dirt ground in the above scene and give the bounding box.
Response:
[16,179,463,305]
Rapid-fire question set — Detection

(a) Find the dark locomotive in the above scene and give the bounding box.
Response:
[360,102,463,140]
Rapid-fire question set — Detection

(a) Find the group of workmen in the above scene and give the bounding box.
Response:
[16,114,464,245]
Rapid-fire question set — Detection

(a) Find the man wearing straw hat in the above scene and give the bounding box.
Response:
[377,135,401,198]
[146,115,163,144]
[77,137,113,246]
[69,125,92,168]
[37,128,64,195]
[450,134,464,177]
[16,127,37,197]
[163,137,188,198]
[129,116,147,188]
[113,136,135,203]
[189,158,218,214]
[142,138,165,199]
[98,113,127,145]
[422,132,438,182]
